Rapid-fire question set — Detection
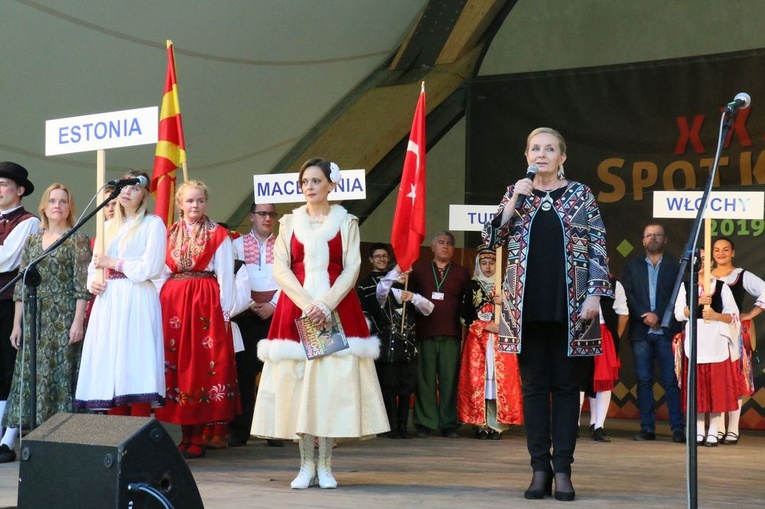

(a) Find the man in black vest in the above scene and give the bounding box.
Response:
[0,162,39,463]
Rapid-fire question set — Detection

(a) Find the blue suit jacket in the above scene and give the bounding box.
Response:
[622,253,682,341]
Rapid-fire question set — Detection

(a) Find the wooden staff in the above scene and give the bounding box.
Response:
[494,246,502,325]
[95,149,106,284]
[703,216,711,321]
[401,272,409,334]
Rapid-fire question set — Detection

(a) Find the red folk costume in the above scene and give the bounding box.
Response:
[252,205,388,440]
[154,218,239,425]
[458,259,523,430]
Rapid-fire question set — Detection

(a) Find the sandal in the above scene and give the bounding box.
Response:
[723,432,739,445]
[696,434,706,445]
[704,435,718,447]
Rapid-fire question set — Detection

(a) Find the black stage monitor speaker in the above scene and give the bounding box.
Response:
[17,413,204,509]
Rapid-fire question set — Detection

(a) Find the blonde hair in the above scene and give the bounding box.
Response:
[175,180,209,219]
[38,183,76,230]
[525,127,567,155]
[104,170,151,251]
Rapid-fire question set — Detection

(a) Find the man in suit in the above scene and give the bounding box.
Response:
[622,221,685,443]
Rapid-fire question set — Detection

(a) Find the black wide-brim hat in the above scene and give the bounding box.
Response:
[0,162,34,196]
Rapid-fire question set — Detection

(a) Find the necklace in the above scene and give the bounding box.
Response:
[537,181,566,211]
[540,192,554,211]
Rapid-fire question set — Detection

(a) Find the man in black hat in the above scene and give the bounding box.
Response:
[0,162,39,463]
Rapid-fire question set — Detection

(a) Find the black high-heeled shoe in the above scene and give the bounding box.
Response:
[524,471,552,499]
[554,473,576,502]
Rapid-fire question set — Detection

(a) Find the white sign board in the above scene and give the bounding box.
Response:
[45,106,159,156]
[253,170,367,204]
[448,204,497,231]
[653,191,764,219]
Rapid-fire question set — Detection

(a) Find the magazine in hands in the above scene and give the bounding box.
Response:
[295,312,349,360]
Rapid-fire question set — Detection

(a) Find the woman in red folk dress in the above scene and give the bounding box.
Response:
[252,158,388,490]
[458,246,523,440]
[154,180,238,459]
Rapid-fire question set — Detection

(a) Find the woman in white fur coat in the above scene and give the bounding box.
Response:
[252,158,388,489]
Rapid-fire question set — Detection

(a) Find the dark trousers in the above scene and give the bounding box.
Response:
[376,360,417,433]
[519,322,586,476]
[413,336,460,431]
[631,332,684,432]
[0,300,16,400]
[229,313,270,442]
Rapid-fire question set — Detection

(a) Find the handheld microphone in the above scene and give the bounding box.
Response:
[106,175,149,189]
[514,165,538,211]
[725,92,751,113]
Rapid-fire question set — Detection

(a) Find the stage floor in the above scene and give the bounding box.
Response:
[0,418,762,508]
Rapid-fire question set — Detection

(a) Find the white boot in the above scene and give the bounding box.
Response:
[290,434,316,489]
[316,436,337,489]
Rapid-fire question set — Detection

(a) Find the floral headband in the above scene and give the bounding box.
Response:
[329,162,341,183]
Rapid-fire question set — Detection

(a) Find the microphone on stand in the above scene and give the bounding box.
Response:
[514,165,538,211]
[106,175,149,189]
[724,92,751,113]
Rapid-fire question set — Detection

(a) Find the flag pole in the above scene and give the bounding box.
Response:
[95,149,106,284]
[401,273,409,334]
[182,160,189,182]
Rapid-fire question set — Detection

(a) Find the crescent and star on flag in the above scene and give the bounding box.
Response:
[406,139,420,203]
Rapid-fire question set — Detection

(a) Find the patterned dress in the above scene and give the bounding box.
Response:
[154,218,239,425]
[457,279,523,429]
[2,232,91,427]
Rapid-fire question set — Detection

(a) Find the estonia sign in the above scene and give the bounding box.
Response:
[45,106,159,156]
[449,205,498,231]
[653,191,764,219]
[253,170,366,204]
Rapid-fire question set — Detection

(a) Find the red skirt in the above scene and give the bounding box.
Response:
[732,356,754,397]
[154,274,240,425]
[681,358,739,413]
[456,321,523,426]
[593,325,621,392]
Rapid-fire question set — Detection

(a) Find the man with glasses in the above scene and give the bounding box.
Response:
[230,202,281,447]
[622,222,685,443]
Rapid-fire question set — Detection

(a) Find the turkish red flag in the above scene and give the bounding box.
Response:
[391,86,426,271]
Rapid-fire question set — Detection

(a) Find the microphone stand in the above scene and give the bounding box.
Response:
[0,187,122,430]
[660,106,737,509]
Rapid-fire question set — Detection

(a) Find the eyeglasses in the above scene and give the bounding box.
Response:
[253,211,278,218]
[643,233,665,239]
[371,254,389,259]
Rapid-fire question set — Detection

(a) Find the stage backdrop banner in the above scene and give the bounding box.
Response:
[467,48,765,429]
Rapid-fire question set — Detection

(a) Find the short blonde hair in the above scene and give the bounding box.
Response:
[38,183,76,230]
[525,127,567,155]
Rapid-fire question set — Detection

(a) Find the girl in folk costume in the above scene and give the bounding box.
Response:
[75,171,166,416]
[252,158,388,489]
[674,250,740,446]
[1,184,91,463]
[711,237,765,444]
[579,274,628,442]
[457,246,522,439]
[154,181,238,459]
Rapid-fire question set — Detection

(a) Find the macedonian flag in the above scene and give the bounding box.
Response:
[152,39,186,227]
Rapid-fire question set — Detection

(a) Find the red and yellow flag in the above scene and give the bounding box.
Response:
[390,83,426,272]
[152,39,186,227]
